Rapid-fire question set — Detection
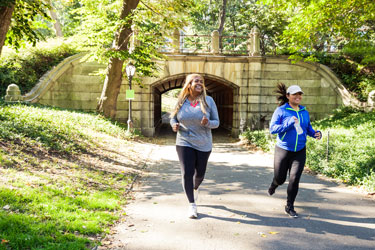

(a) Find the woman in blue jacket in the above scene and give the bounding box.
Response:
[268,83,322,218]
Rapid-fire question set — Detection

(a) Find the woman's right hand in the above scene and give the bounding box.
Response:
[172,123,180,132]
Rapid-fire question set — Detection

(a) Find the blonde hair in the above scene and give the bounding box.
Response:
[170,74,209,118]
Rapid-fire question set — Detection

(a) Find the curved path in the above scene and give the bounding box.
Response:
[108,132,375,250]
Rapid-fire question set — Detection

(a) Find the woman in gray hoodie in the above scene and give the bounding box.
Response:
[170,73,220,219]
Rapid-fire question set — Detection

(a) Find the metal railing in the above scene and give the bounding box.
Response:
[177,34,249,55]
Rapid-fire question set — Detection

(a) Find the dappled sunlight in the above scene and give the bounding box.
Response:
[109,141,375,249]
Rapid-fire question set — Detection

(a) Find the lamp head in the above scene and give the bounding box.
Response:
[126,63,136,78]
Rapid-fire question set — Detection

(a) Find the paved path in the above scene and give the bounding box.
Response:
[108,135,375,250]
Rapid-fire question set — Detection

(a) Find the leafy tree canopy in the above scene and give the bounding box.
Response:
[71,0,194,80]
[264,0,375,53]
[4,0,51,50]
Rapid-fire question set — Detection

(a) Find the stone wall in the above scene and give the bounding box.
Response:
[21,53,357,136]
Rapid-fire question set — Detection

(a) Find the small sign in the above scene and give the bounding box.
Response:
[126,90,135,100]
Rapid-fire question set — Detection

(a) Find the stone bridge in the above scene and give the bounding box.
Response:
[17,29,361,137]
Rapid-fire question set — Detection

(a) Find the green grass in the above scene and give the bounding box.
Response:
[306,107,375,191]
[0,102,137,249]
[240,106,375,192]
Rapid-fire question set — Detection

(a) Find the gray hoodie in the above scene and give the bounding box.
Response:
[170,96,219,152]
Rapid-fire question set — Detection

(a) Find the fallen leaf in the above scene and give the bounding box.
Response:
[102,241,111,245]
[236,221,241,224]
[1,239,9,244]
[269,231,279,235]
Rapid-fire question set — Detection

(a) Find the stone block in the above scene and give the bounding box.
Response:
[90,93,101,102]
[71,75,102,85]
[142,127,155,137]
[263,71,288,80]
[239,104,248,112]
[51,91,70,100]
[80,63,105,75]
[302,96,319,105]
[257,79,278,87]
[205,62,224,77]
[318,96,339,105]
[72,83,103,92]
[71,92,91,101]
[168,61,186,76]
[301,87,320,96]
[297,80,320,87]
[279,64,306,72]
[80,100,97,110]
[40,91,51,100]
[248,70,262,79]
[116,110,128,120]
[264,64,279,71]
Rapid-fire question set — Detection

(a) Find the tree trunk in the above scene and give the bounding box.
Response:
[96,0,140,118]
[0,3,15,57]
[48,5,63,37]
[218,0,227,51]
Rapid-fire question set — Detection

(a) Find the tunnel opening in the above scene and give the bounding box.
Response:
[152,74,237,137]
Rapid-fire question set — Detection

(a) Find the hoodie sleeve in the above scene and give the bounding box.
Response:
[204,97,220,129]
[269,107,295,134]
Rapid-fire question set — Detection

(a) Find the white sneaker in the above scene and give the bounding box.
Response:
[188,203,198,219]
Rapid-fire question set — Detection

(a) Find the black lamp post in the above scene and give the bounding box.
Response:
[125,62,136,134]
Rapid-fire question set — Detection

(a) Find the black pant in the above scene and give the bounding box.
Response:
[176,146,211,203]
[271,146,306,207]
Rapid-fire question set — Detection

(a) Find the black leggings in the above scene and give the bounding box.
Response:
[271,146,306,206]
[176,146,211,203]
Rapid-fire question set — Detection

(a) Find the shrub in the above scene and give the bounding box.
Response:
[0,38,79,99]
[240,128,274,152]
[307,107,375,192]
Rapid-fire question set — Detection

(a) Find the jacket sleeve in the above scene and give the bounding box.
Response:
[269,108,295,134]
[205,97,220,129]
[306,121,316,138]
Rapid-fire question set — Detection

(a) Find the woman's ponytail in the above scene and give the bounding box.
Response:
[275,82,288,106]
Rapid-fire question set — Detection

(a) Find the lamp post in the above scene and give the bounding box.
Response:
[125,62,136,135]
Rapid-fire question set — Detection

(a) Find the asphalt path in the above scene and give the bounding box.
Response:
[108,129,375,250]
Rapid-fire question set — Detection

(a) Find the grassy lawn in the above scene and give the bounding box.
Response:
[0,102,147,250]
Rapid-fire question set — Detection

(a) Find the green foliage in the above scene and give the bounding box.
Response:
[189,0,289,55]
[341,41,375,66]
[306,107,375,191]
[5,0,51,50]
[265,0,375,53]
[52,0,82,37]
[71,0,194,81]
[0,38,79,98]
[313,52,375,101]
[0,102,136,249]
[240,128,274,152]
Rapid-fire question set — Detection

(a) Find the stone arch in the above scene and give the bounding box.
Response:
[150,73,239,135]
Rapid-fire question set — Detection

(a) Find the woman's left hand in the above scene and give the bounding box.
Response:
[201,116,209,126]
[315,131,322,140]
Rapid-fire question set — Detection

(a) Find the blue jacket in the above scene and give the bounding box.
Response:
[269,103,317,152]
